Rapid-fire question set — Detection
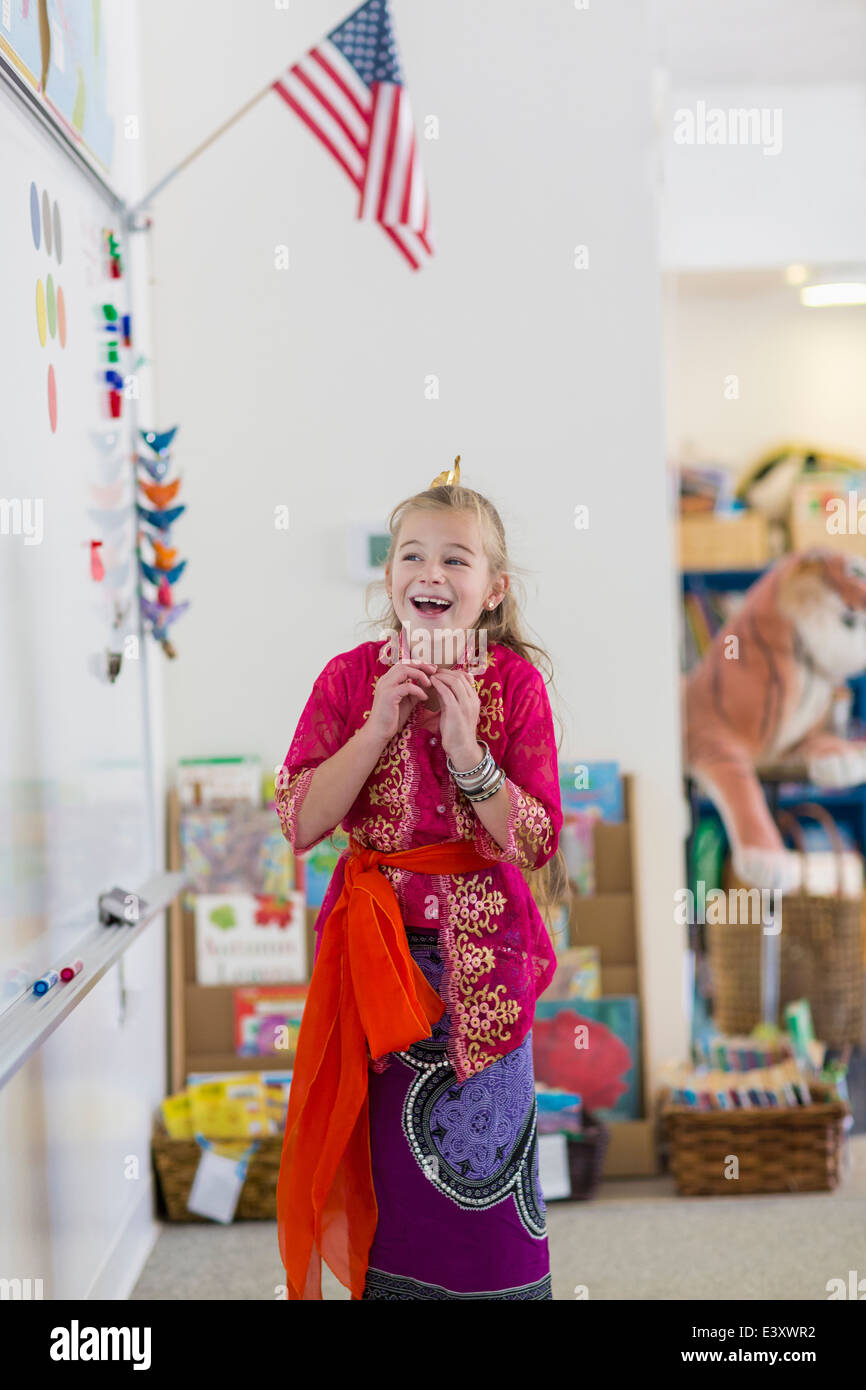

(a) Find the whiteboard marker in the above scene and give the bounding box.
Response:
[33,970,59,997]
[59,960,84,982]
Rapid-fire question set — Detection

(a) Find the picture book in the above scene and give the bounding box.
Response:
[194,891,307,984]
[177,755,262,808]
[179,806,296,910]
[186,1075,270,1139]
[533,995,641,1122]
[234,984,308,1058]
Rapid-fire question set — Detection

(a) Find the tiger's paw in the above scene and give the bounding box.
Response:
[807,743,866,789]
[732,845,800,893]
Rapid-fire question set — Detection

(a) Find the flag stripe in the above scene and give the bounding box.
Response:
[359,83,389,221]
[284,63,366,168]
[377,86,403,224]
[409,138,426,228]
[384,94,415,226]
[381,222,423,271]
[293,56,369,155]
[314,38,373,120]
[399,136,415,224]
[273,77,364,189]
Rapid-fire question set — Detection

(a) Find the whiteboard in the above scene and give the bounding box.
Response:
[0,71,154,1020]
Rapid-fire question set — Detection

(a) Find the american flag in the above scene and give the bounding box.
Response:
[272,0,433,271]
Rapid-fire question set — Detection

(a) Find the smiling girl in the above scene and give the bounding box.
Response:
[275,462,567,1301]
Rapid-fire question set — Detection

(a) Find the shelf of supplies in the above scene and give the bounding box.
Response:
[682,567,765,591]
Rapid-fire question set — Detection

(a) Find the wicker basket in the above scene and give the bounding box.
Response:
[562,1115,610,1199]
[152,1122,282,1221]
[663,1082,848,1195]
[707,804,865,1048]
[153,1114,610,1220]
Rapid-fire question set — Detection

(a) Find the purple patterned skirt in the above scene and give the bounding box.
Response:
[361,927,552,1300]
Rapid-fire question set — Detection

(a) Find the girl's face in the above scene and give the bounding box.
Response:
[386,509,507,658]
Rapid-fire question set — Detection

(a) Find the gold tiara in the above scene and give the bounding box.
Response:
[429,455,461,488]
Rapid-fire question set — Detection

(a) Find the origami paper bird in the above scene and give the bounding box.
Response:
[149,538,179,569]
[140,596,190,653]
[141,557,187,586]
[136,452,171,482]
[140,427,178,456]
[137,503,185,531]
[91,478,132,509]
[138,477,181,508]
[90,428,123,455]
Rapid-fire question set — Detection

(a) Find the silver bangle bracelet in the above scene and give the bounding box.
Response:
[452,763,495,794]
[463,767,507,802]
[464,761,502,794]
[447,741,490,781]
[452,763,494,792]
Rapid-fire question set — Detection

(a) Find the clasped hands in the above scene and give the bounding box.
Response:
[427,663,483,770]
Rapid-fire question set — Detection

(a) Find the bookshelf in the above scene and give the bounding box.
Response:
[165,787,315,1095]
[566,774,658,1177]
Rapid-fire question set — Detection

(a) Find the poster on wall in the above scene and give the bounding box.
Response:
[0,0,116,174]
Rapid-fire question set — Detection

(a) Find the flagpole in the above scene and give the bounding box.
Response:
[125,78,275,224]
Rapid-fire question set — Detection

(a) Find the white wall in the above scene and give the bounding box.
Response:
[0,0,166,1299]
[138,0,688,1138]
[664,276,866,470]
[659,83,866,271]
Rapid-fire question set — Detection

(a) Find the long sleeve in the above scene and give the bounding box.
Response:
[472,664,562,869]
[275,653,353,854]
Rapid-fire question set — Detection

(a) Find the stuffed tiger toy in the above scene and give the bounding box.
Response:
[684,550,866,889]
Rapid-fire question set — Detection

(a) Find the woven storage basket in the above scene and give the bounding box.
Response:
[152,1121,282,1221]
[153,1114,610,1219]
[663,1082,848,1195]
[563,1115,610,1199]
[707,803,865,1047]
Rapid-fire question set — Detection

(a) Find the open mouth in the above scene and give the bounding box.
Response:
[411,596,453,615]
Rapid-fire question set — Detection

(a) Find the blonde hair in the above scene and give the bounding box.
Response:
[363,482,571,927]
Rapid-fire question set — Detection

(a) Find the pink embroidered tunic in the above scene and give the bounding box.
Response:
[275,639,562,1084]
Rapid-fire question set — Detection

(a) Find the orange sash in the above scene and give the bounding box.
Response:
[276,834,494,1300]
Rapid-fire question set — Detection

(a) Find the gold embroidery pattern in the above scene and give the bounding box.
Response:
[441,871,523,1076]
[475,673,503,742]
[351,816,405,854]
[512,789,556,865]
[452,791,476,841]
[274,768,316,848]
[366,723,411,817]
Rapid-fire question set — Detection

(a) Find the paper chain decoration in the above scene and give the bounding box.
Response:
[137,426,189,658]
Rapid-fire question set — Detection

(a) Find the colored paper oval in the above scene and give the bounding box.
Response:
[47,364,57,432]
[57,286,67,346]
[36,280,46,346]
[30,182,40,249]
[42,189,52,255]
[53,200,62,264]
[46,274,56,337]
